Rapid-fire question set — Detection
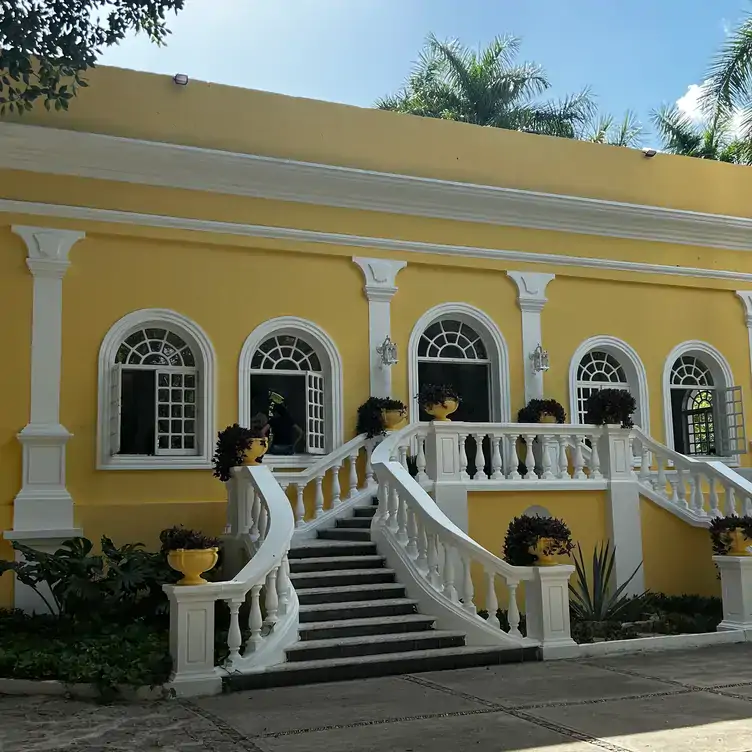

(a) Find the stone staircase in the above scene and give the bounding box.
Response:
[225,499,538,691]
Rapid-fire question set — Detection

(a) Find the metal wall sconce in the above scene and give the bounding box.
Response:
[376,335,398,367]
[530,344,550,373]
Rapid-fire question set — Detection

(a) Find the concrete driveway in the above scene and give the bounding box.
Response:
[4,644,752,751]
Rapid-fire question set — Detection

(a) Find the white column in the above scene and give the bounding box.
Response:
[353,257,407,398]
[507,272,555,402]
[736,292,752,386]
[7,226,84,539]
[599,425,645,597]
[714,556,752,631]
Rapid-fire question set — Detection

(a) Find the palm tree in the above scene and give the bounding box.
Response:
[650,104,752,163]
[581,110,644,147]
[377,33,594,139]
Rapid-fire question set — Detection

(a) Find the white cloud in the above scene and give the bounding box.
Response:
[675,80,745,137]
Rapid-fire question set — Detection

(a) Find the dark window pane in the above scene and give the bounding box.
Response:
[170,436,183,449]
[158,436,169,449]
[158,420,169,433]
[119,370,156,455]
[171,404,183,417]
[171,374,182,387]
[182,349,195,367]
[184,374,196,388]
[184,436,195,449]
[171,389,182,401]
[185,420,195,433]
[158,389,169,402]
[185,390,195,403]
[185,404,196,418]
[158,373,169,387]
[250,373,308,455]
[158,404,169,418]
[144,354,168,366]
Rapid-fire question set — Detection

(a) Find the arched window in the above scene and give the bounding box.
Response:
[239,317,343,465]
[408,304,510,425]
[664,343,745,458]
[98,310,216,469]
[575,351,629,423]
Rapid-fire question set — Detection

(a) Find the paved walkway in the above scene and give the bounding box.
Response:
[4,644,752,751]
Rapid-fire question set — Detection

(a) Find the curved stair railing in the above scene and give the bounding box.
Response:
[164,464,298,696]
[371,423,541,648]
[632,427,752,525]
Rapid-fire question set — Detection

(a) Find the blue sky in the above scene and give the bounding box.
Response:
[99,0,752,145]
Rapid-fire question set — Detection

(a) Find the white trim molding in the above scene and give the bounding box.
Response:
[506,272,555,402]
[238,316,344,456]
[662,340,735,455]
[96,309,217,470]
[4,199,752,286]
[9,226,85,537]
[6,122,752,252]
[569,335,650,435]
[352,257,407,397]
[407,303,511,426]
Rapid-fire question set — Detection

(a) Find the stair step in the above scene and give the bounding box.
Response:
[297,582,406,605]
[298,598,418,623]
[290,568,396,588]
[287,630,465,662]
[224,645,539,691]
[299,614,436,641]
[335,517,373,529]
[352,507,378,518]
[317,528,372,541]
[288,540,378,558]
[288,555,386,573]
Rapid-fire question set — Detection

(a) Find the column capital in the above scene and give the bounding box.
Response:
[13,225,85,279]
[507,271,555,312]
[736,291,752,327]
[353,257,407,302]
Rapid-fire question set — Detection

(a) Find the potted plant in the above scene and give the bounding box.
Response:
[503,514,574,566]
[356,397,407,438]
[710,515,752,556]
[212,419,270,483]
[161,525,221,586]
[517,399,566,425]
[584,389,636,428]
[417,384,460,421]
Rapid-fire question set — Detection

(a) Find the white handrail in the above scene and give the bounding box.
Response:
[272,433,371,483]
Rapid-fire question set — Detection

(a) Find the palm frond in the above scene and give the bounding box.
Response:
[651,104,703,156]
[611,110,644,147]
[703,15,752,117]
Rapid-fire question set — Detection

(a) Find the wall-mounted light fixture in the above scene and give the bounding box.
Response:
[173,73,189,86]
[376,335,398,367]
[530,344,550,373]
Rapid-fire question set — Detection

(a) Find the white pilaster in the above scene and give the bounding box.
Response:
[507,272,555,402]
[353,257,407,398]
[599,425,645,597]
[736,292,752,389]
[714,555,752,631]
[525,565,577,657]
[7,226,84,539]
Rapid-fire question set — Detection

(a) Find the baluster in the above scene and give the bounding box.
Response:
[416,518,429,574]
[330,462,342,507]
[264,566,280,626]
[709,478,721,518]
[314,474,325,517]
[656,456,668,499]
[745,496,752,516]
[462,555,476,615]
[277,554,291,615]
[399,444,408,470]
[348,452,359,498]
[589,432,603,479]
[473,433,487,480]
[294,483,306,527]
[247,584,263,650]
[557,435,569,480]
[691,473,705,516]
[388,479,400,532]
[507,436,522,480]
[416,435,429,482]
[490,435,504,480]
[365,440,375,487]
[376,479,389,524]
[406,507,419,558]
[485,570,500,628]
[442,544,458,602]
[726,485,738,516]
[639,445,651,486]
[676,467,688,509]
[523,434,536,480]
[572,435,586,480]
[541,434,555,480]
[458,434,470,480]
[507,582,522,637]
[397,492,409,545]
[258,501,269,541]
[669,477,679,505]
[427,532,441,589]
[225,598,243,667]
[250,488,261,539]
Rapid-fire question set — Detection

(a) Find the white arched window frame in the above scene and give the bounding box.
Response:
[568,336,650,434]
[239,317,343,468]
[663,341,745,461]
[97,309,216,470]
[407,303,511,425]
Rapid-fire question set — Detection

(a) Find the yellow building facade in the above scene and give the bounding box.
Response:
[2,66,752,609]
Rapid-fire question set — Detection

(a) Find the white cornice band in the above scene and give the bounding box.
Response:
[3,122,752,252]
[1,198,752,285]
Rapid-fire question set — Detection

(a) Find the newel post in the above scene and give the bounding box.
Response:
[424,422,469,533]
[714,556,752,631]
[599,425,645,597]
[525,564,577,657]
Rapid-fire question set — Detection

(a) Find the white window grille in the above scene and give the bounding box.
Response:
[418,320,489,362]
[575,350,630,423]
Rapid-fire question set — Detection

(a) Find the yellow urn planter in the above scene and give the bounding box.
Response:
[244,437,269,465]
[540,414,558,424]
[728,529,752,556]
[530,537,558,566]
[382,409,407,430]
[425,399,459,422]
[168,547,219,586]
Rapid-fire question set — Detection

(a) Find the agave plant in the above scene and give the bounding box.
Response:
[568,542,646,622]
